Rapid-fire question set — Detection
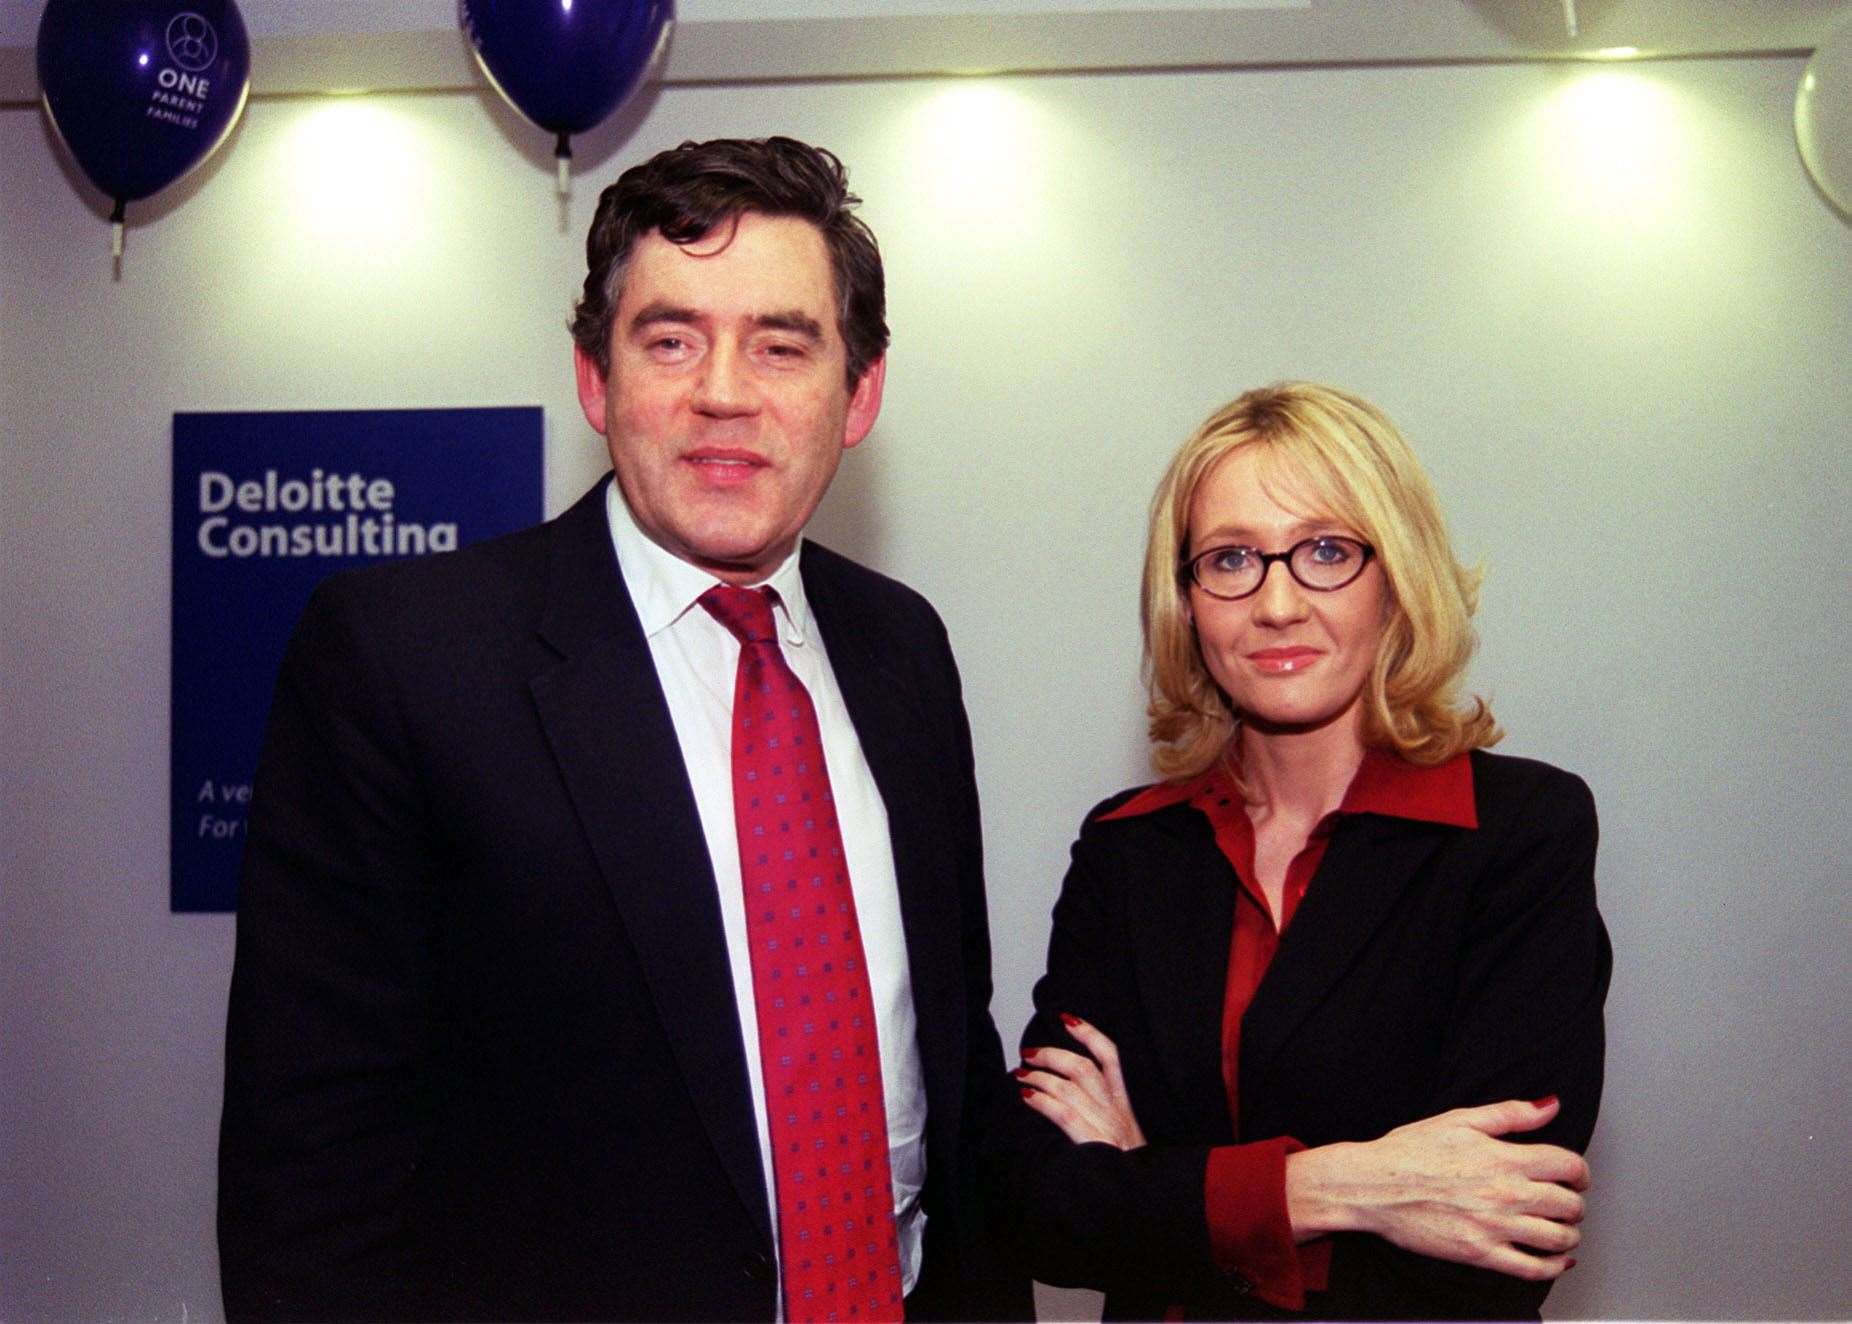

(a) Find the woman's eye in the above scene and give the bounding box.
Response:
[1308,538,1352,564]
[1210,547,1255,571]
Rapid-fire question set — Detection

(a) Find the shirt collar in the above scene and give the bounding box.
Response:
[1099,747,1477,829]
[1339,747,1477,827]
[604,480,814,647]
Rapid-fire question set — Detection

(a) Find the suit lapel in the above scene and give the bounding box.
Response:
[1241,815,1448,1076]
[525,480,770,1244]
[801,553,969,1158]
[1126,813,1239,1137]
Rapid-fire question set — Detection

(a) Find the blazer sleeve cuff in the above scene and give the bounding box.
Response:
[1204,1137,1331,1311]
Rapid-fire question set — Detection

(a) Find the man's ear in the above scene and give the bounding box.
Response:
[573,345,611,437]
[841,354,886,450]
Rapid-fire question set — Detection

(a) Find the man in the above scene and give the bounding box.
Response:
[218,137,1029,1323]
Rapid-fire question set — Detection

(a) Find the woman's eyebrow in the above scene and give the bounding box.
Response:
[1192,518,1346,545]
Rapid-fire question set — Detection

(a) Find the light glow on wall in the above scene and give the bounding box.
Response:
[906,83,1050,236]
[279,99,431,247]
[1541,70,1689,220]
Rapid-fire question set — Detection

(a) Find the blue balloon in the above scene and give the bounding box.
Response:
[36,0,251,214]
[461,0,672,153]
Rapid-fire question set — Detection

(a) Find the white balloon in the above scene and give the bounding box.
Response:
[1796,17,1852,216]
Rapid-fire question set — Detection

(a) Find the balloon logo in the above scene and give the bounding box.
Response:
[460,0,674,193]
[36,0,252,259]
[166,13,220,72]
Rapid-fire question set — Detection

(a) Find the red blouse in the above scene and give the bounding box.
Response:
[1098,749,1478,1310]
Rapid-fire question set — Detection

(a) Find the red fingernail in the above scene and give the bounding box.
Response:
[1566,1259,1578,1271]
[1023,1047,1040,1060]
[1531,1095,1559,1109]
[1019,1086,1036,1100]
[1060,1013,1081,1028]
[1011,1066,1031,1078]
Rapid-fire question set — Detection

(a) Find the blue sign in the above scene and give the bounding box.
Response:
[171,408,544,913]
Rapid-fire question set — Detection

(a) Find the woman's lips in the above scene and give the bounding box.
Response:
[1246,647,1323,674]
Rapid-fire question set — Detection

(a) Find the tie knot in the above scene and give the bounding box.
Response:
[699,584,780,645]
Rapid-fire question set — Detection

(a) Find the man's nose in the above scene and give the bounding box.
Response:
[691,341,757,417]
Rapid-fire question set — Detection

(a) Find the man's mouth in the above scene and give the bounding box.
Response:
[684,448,769,482]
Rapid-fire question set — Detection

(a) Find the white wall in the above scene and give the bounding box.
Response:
[3,55,1849,1321]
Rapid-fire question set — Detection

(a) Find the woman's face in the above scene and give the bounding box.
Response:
[1186,446,1389,739]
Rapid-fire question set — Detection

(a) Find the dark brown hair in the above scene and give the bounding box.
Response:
[570,136,889,390]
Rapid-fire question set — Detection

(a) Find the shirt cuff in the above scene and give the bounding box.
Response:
[1204,1137,1330,1311]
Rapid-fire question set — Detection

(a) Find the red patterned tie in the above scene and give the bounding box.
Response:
[699,585,905,1324]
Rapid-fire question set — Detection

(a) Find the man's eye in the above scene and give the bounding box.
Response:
[762,342,805,360]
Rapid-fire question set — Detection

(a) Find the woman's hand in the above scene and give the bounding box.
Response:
[1016,1014,1148,1151]
[1287,1097,1589,1281]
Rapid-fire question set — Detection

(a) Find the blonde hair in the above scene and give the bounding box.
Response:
[1142,382,1500,781]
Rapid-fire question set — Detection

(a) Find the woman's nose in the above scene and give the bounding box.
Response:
[1249,559,1311,625]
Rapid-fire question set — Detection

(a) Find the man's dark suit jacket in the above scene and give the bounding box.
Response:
[985,750,1611,1321]
[218,477,1029,1322]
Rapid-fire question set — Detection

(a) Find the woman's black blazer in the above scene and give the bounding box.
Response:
[985,750,1612,1321]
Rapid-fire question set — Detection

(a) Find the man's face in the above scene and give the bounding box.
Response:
[574,211,885,585]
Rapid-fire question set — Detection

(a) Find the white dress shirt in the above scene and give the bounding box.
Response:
[604,484,927,1304]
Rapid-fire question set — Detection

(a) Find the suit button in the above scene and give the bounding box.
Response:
[1224,1269,1254,1295]
[742,1250,776,1284]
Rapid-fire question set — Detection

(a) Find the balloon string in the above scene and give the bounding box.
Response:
[555,133,572,197]
[110,198,126,260]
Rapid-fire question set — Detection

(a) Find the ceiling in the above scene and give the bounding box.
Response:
[3,0,1848,103]
[7,0,1330,41]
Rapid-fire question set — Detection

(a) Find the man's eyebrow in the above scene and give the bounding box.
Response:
[627,302,701,333]
[625,305,826,342]
[751,311,825,340]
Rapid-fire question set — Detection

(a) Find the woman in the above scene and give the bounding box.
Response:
[991,383,1610,1320]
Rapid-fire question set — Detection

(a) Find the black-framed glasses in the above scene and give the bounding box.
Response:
[1181,536,1376,601]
